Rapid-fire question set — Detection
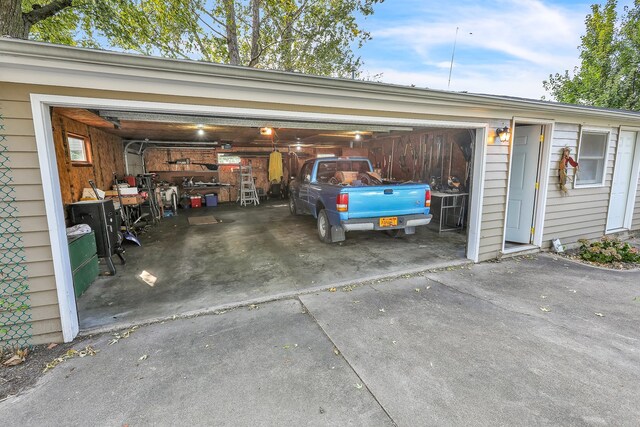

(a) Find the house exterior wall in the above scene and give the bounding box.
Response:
[2,40,640,345]
[1,85,61,346]
[477,121,510,262]
[542,123,620,247]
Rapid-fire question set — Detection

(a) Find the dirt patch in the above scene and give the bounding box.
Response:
[0,337,89,401]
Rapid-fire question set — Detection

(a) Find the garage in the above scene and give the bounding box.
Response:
[48,105,477,331]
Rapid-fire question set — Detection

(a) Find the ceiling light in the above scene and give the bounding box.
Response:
[354,133,362,141]
[296,145,301,151]
[197,129,205,136]
[260,127,273,136]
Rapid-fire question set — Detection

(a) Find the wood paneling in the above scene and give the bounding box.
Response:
[51,108,125,205]
[144,147,288,202]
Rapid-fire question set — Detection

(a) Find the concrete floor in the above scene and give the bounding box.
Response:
[77,200,466,330]
[5,255,639,425]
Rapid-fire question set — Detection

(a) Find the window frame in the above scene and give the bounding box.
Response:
[574,127,611,188]
[66,132,93,166]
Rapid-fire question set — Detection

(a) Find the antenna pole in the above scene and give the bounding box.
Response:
[447,27,459,90]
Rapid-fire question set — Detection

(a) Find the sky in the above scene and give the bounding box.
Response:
[356,0,630,100]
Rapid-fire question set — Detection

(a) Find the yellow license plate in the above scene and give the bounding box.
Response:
[379,217,398,227]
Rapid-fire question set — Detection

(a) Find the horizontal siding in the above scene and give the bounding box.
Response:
[1,86,60,347]
[3,118,36,136]
[633,167,640,231]
[1,136,37,152]
[478,122,510,261]
[0,100,33,119]
[542,123,616,246]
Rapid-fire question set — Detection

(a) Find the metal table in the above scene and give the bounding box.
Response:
[431,192,468,233]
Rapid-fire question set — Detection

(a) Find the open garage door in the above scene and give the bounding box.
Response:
[36,98,482,337]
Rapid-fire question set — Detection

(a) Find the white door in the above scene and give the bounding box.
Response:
[505,125,541,243]
[606,131,637,231]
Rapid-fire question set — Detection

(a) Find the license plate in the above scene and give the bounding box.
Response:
[379,217,398,227]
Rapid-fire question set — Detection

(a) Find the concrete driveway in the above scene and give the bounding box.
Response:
[3,255,639,425]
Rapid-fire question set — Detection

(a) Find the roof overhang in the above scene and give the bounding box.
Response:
[2,38,640,125]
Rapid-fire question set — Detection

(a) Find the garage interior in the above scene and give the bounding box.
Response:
[51,107,475,330]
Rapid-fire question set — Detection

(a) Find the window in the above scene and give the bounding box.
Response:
[67,133,92,166]
[218,153,241,164]
[575,130,609,186]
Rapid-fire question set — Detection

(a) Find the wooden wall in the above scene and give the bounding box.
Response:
[144,147,318,202]
[369,129,470,186]
[52,108,125,205]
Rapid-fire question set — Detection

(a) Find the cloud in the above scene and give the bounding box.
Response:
[360,0,593,99]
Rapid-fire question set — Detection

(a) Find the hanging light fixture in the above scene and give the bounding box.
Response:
[260,127,274,136]
[496,127,511,143]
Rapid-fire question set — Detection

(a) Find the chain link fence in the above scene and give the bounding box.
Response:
[0,109,33,350]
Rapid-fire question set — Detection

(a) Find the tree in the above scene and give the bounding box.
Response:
[0,0,73,39]
[1,0,382,78]
[543,0,640,110]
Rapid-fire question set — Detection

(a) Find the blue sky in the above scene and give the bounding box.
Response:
[356,0,629,99]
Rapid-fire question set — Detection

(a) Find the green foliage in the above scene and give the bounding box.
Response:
[578,237,640,264]
[25,0,382,77]
[543,0,640,110]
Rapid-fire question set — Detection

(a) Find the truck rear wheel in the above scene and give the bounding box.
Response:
[289,194,298,215]
[317,209,333,243]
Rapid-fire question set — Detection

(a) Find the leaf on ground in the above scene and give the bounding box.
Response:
[414,288,420,292]
[539,306,551,313]
[595,312,605,317]
[139,354,148,361]
[379,308,386,313]
[47,343,58,350]
[329,287,337,292]
[540,295,547,299]
[248,304,258,310]
[43,346,98,373]
[3,354,24,367]
[333,348,340,356]
[633,296,640,302]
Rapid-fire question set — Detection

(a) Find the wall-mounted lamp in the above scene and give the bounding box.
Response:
[496,127,510,143]
[260,127,274,136]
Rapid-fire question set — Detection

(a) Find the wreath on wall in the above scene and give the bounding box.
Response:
[559,147,579,194]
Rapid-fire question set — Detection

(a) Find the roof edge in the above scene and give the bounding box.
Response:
[2,38,640,121]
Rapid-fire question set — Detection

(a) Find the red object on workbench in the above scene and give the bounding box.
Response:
[125,175,136,187]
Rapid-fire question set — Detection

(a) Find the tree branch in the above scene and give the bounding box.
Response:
[23,0,73,25]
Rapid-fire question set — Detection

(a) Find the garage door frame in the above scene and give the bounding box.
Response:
[31,93,488,342]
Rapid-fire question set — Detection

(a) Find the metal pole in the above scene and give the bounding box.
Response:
[447,27,459,90]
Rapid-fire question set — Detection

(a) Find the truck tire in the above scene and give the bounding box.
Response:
[289,194,298,215]
[317,209,333,243]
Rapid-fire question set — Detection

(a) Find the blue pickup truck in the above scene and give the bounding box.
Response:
[289,157,432,243]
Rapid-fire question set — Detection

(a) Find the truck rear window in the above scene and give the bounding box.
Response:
[316,161,370,183]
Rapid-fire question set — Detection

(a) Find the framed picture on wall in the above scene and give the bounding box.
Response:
[67,132,92,166]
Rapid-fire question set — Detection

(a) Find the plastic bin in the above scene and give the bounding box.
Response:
[205,194,218,207]
[190,196,202,208]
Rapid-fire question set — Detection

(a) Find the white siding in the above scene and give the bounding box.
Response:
[542,123,618,247]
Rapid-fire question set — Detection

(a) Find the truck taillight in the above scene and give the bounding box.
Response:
[337,193,349,212]
[425,190,431,208]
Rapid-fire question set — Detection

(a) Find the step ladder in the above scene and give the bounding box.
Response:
[238,165,260,206]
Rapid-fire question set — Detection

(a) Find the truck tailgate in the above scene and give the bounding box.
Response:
[344,184,429,219]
